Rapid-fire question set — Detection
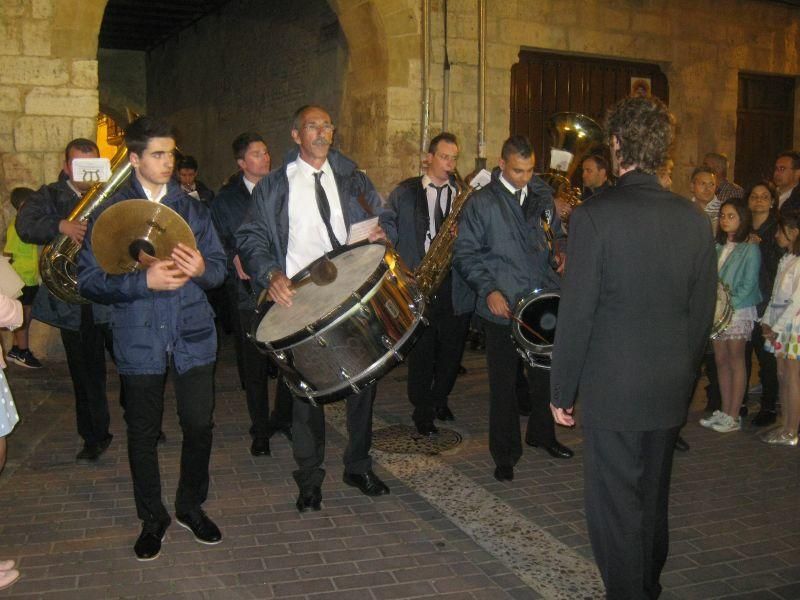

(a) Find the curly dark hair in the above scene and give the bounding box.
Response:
[714,199,752,244]
[605,96,675,174]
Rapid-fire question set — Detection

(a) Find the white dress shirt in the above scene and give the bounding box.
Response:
[285,156,347,278]
[499,174,527,205]
[421,174,456,252]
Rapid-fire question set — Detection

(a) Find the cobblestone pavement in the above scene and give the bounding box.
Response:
[0,332,798,599]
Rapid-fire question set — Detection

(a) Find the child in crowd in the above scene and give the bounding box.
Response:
[760,209,800,446]
[700,200,761,433]
[0,292,24,591]
[3,187,43,369]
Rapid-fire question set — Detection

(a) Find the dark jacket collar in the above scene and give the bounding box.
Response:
[614,169,661,190]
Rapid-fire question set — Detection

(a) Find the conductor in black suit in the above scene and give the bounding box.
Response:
[550,96,717,599]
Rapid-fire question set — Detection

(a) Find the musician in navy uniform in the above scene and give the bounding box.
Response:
[237,104,397,512]
[453,135,573,484]
[385,132,472,434]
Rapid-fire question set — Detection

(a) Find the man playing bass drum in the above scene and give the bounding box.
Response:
[452,135,573,483]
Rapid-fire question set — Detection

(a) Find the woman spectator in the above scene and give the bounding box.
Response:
[760,209,800,446]
[0,292,23,591]
[700,200,761,432]
[747,181,784,426]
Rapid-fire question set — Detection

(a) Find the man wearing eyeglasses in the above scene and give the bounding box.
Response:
[385,133,473,435]
[237,105,397,512]
[774,151,800,213]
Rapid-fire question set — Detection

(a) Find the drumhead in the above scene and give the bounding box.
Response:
[257,244,387,344]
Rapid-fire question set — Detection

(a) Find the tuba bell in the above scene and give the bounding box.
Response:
[539,112,604,217]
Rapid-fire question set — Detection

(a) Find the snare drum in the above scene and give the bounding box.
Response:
[510,289,560,370]
[251,243,426,403]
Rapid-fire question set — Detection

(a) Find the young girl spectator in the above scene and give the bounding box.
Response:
[0,292,24,591]
[700,200,761,433]
[760,209,800,446]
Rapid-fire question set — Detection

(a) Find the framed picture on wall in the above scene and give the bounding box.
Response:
[631,77,652,97]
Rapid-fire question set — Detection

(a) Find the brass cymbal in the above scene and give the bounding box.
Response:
[91,199,196,274]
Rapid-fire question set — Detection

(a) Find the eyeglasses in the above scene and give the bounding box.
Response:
[303,123,336,133]
[749,193,772,201]
[436,152,459,162]
[719,213,739,220]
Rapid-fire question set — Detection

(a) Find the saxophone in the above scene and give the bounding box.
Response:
[413,170,477,298]
[39,143,132,304]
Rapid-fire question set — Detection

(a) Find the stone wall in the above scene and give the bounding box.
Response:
[412,0,800,196]
[0,0,105,357]
[146,0,349,190]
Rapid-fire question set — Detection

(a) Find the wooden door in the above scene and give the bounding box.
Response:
[510,51,669,175]
[734,74,796,188]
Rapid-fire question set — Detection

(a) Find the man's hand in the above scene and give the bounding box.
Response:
[171,243,205,278]
[233,255,251,280]
[486,290,510,318]
[554,196,573,221]
[555,251,566,275]
[59,219,87,244]
[367,225,387,242]
[267,271,295,307]
[550,403,575,427]
[146,260,190,291]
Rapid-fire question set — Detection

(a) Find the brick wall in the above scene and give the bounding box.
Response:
[145,0,348,190]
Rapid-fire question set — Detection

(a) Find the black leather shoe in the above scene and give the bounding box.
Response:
[343,470,390,496]
[494,465,514,482]
[415,421,439,436]
[434,406,455,421]
[250,437,271,456]
[751,409,777,427]
[295,486,322,513]
[76,434,113,462]
[134,518,170,561]
[176,509,222,545]
[674,435,690,452]
[527,439,574,459]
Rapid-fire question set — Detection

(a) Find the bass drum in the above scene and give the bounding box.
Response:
[510,289,560,370]
[250,242,426,404]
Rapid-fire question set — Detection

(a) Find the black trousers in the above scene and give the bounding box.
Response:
[238,309,293,438]
[583,426,680,600]
[291,385,376,491]
[482,317,556,468]
[59,305,111,446]
[746,322,778,412]
[406,289,470,424]
[121,362,215,522]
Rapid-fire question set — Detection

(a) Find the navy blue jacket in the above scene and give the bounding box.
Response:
[453,172,562,323]
[16,179,109,330]
[210,171,259,310]
[77,179,226,375]
[385,175,472,310]
[236,149,396,296]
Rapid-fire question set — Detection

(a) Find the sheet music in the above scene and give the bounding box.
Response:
[346,216,379,245]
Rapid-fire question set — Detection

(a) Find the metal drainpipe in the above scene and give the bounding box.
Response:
[442,0,450,131]
[420,0,431,173]
[476,0,487,172]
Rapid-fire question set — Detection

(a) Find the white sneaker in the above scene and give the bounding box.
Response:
[711,413,741,433]
[699,410,724,429]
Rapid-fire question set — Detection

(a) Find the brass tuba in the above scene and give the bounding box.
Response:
[413,170,477,298]
[39,143,132,304]
[539,112,604,216]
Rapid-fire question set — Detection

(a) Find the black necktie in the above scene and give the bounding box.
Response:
[314,171,341,250]
[430,184,450,234]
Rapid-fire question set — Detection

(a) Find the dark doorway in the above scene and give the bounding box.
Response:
[510,50,669,173]
[734,73,796,188]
